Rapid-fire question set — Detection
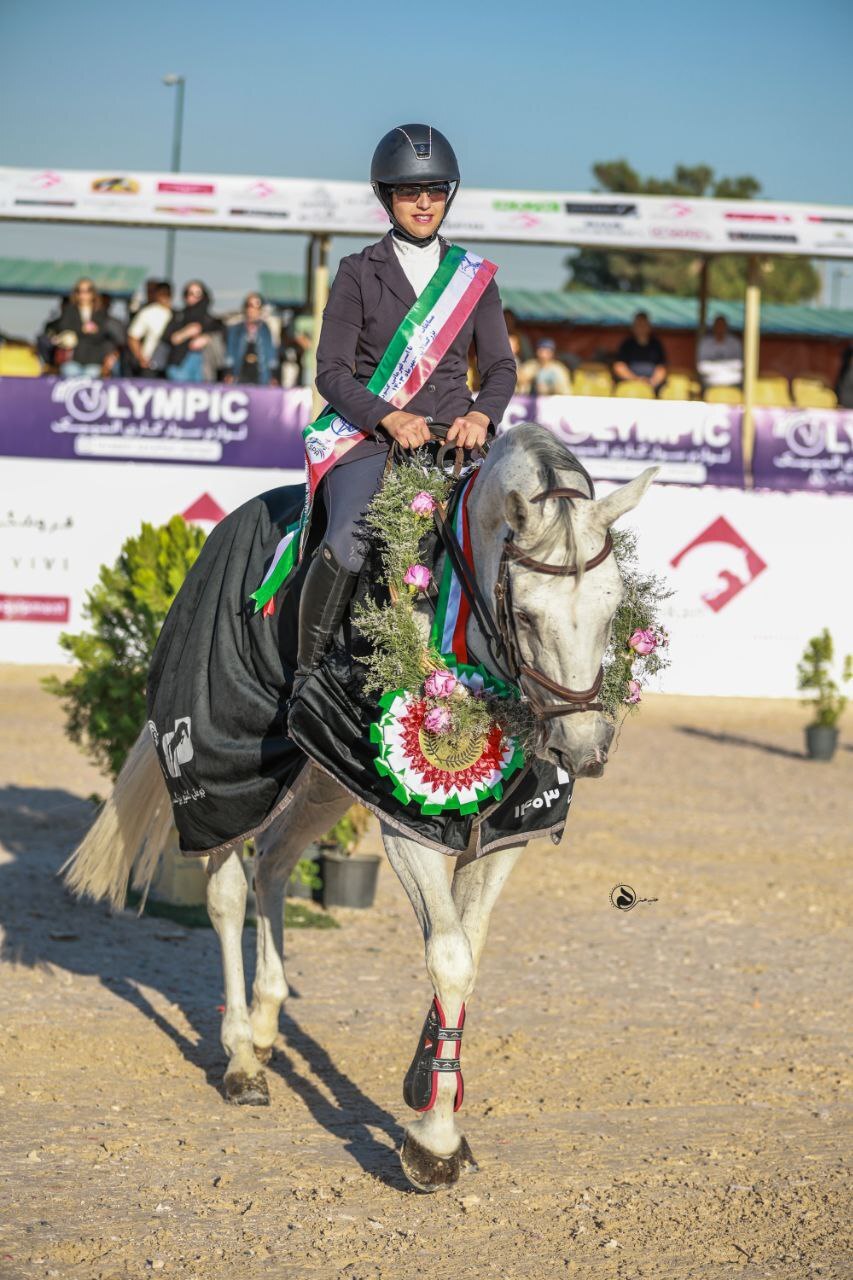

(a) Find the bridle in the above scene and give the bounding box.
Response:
[494,487,614,721]
[429,435,615,726]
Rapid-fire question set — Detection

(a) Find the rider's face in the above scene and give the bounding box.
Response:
[391,185,448,239]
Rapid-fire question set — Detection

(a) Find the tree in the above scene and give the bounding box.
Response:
[565,161,820,303]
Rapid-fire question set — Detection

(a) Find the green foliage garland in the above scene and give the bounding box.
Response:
[601,528,673,717]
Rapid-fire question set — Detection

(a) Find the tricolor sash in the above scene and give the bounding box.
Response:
[250,244,497,615]
[429,468,480,663]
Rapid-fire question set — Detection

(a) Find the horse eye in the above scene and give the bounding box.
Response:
[515,610,533,629]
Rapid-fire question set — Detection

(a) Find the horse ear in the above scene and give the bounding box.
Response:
[505,489,533,535]
[592,467,659,528]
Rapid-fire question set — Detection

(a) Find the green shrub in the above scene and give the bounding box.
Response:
[796,628,852,728]
[320,804,371,855]
[43,516,207,777]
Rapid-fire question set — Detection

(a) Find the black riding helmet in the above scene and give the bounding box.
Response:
[370,123,460,246]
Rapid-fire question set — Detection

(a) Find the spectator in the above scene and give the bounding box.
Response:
[224,293,279,385]
[613,311,668,392]
[293,310,316,387]
[697,315,743,388]
[161,281,224,383]
[835,342,853,409]
[127,281,173,376]
[44,278,120,378]
[517,337,572,395]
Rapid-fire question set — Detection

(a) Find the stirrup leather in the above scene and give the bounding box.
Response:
[403,996,465,1113]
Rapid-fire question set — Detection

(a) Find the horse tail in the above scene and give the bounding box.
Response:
[61,727,174,909]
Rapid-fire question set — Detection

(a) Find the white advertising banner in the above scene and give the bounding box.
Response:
[0,458,303,665]
[612,484,853,698]
[2,453,850,697]
[2,166,852,258]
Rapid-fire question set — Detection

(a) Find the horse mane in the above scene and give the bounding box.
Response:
[500,423,594,568]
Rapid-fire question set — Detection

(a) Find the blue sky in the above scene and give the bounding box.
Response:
[2,0,853,335]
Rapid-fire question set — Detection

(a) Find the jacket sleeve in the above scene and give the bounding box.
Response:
[470,277,519,426]
[314,259,396,433]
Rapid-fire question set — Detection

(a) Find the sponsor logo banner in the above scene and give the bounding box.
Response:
[501,395,745,487]
[753,407,853,493]
[0,376,309,470]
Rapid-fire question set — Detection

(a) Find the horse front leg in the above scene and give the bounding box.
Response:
[206,847,269,1105]
[451,843,525,982]
[382,828,478,1192]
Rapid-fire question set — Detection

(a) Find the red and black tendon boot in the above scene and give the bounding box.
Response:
[403,996,466,1113]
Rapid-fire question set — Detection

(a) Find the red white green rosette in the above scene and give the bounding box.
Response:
[369,660,525,816]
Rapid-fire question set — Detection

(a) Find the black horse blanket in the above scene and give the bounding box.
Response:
[146,485,573,858]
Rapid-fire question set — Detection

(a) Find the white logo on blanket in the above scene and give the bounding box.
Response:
[162,716,194,778]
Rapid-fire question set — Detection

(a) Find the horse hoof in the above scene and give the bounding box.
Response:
[400,1132,474,1193]
[458,1134,479,1173]
[224,1070,269,1106]
[253,1044,273,1066]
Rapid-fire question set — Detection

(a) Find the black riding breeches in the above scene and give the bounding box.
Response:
[320,451,388,572]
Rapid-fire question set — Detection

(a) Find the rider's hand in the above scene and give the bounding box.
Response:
[380,410,432,450]
[447,411,489,449]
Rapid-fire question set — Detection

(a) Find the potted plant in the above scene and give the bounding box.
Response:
[316,805,379,909]
[797,628,852,761]
[286,854,323,901]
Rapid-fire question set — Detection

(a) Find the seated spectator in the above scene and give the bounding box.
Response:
[44,278,120,378]
[224,293,279,386]
[127,280,173,376]
[613,311,668,392]
[161,281,224,383]
[517,338,573,395]
[697,315,743,388]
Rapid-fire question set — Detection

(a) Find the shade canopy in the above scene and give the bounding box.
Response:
[0,257,148,298]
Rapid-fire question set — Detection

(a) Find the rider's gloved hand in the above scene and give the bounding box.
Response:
[446,411,490,449]
[380,411,432,450]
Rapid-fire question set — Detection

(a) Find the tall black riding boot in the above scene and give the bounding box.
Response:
[291,544,360,698]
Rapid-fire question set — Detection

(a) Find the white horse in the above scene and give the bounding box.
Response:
[64,424,657,1192]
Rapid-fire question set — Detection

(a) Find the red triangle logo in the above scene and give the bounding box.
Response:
[182,493,227,525]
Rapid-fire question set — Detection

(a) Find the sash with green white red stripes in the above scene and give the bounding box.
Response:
[250,243,497,616]
[429,467,480,664]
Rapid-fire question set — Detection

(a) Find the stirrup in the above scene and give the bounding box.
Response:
[403,996,465,1113]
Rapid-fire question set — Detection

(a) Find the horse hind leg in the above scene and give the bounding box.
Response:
[249,766,351,1062]
[206,847,269,1105]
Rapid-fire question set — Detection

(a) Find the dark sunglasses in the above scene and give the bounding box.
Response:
[392,182,450,201]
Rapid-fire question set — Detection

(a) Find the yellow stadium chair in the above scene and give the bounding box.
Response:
[788,381,835,407]
[704,386,743,404]
[572,367,613,397]
[614,379,655,399]
[0,344,42,377]
[659,374,694,401]
[792,378,838,409]
[754,375,792,407]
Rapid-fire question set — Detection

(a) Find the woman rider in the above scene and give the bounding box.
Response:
[294,123,518,689]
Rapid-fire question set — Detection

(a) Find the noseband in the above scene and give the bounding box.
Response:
[493,487,614,721]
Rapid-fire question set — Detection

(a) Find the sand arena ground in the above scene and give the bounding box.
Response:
[0,666,849,1279]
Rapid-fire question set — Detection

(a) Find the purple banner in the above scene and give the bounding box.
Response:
[0,375,309,469]
[753,407,853,494]
[502,394,745,488]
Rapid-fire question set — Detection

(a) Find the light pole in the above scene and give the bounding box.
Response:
[162,73,186,284]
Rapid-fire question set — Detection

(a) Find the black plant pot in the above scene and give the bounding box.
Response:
[805,724,838,761]
[320,850,381,909]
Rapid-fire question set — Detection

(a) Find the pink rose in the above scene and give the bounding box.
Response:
[403,564,431,592]
[628,628,657,656]
[410,491,437,517]
[625,679,642,705]
[424,669,458,698]
[423,706,452,734]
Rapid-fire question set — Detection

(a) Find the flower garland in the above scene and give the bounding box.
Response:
[354,459,672,770]
[602,527,672,715]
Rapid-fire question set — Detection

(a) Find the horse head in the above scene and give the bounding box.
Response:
[470,424,658,780]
